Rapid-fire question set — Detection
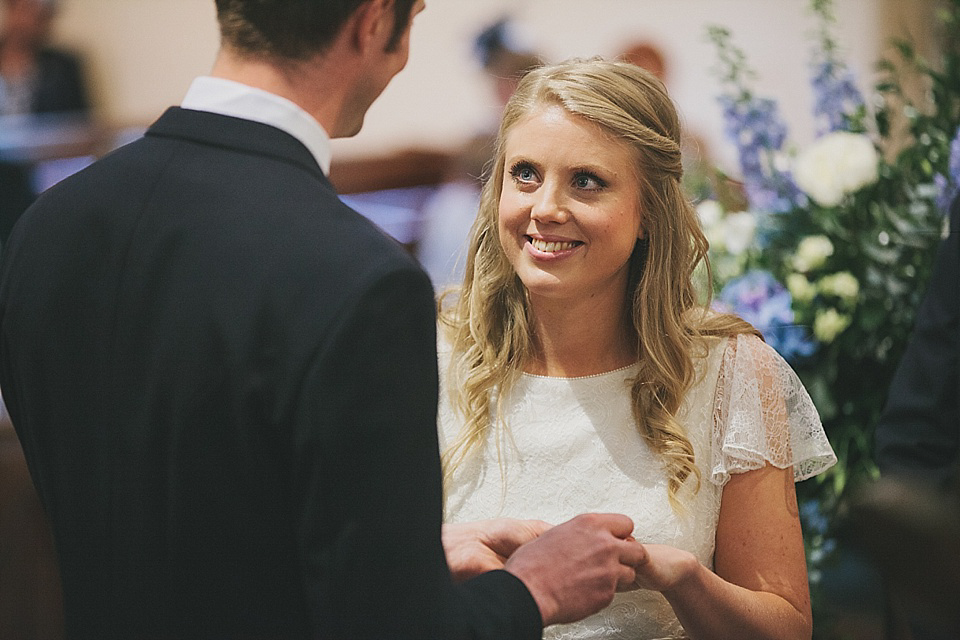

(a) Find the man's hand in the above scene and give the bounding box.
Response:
[443,518,552,582]
[503,513,646,626]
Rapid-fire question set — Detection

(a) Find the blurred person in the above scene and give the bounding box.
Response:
[0,0,90,243]
[868,192,960,639]
[0,0,87,115]
[875,194,959,492]
[0,1,647,638]
[438,58,837,639]
[417,16,541,291]
[844,476,960,640]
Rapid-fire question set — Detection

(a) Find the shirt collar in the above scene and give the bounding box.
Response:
[180,76,332,176]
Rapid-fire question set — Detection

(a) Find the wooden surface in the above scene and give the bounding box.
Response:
[329,148,454,195]
[0,418,64,639]
[0,114,105,164]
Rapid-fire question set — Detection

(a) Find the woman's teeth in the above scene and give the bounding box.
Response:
[530,238,578,252]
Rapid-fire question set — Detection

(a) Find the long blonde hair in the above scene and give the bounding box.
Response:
[439,58,758,509]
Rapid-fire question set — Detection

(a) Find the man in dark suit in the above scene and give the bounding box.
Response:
[875,195,960,491]
[870,193,960,639]
[0,0,645,638]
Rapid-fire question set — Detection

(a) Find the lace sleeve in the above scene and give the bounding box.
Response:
[710,334,837,485]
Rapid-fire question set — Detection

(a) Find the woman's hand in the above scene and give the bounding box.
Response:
[629,543,701,593]
[442,518,552,582]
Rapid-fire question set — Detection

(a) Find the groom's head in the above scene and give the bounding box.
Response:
[214,0,418,62]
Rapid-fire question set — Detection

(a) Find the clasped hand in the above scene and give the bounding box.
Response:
[442,517,552,582]
[444,519,700,594]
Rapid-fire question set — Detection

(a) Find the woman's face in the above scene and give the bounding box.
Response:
[497,103,645,307]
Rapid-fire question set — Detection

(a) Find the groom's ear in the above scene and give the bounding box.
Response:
[348,0,394,54]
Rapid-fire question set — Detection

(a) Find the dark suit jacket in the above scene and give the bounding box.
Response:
[875,194,960,490]
[0,107,540,639]
[872,195,960,640]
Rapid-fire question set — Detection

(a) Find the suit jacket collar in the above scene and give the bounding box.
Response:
[146,107,331,187]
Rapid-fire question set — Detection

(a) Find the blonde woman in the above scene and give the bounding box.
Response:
[437,58,837,639]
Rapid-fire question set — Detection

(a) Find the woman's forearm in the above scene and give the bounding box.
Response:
[661,559,811,640]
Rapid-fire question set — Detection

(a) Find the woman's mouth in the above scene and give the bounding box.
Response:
[527,236,583,253]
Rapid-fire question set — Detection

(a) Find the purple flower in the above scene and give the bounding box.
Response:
[809,0,866,134]
[936,126,960,212]
[718,96,806,214]
[715,270,817,362]
[811,60,865,134]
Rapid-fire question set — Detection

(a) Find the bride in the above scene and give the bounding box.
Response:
[437,58,836,639]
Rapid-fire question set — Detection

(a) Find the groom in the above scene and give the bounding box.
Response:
[0,0,644,638]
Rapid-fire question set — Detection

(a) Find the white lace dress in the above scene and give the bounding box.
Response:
[438,334,836,640]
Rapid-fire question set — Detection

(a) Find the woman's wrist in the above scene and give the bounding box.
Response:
[658,549,705,598]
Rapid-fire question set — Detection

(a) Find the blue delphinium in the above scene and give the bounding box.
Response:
[718,95,806,214]
[811,60,865,134]
[714,270,818,362]
[709,27,806,216]
[809,0,866,133]
[934,126,960,212]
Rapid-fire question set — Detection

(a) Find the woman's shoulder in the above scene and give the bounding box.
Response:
[706,332,836,485]
[691,307,762,349]
[692,323,771,373]
[716,332,796,379]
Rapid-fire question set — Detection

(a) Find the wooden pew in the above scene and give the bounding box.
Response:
[0,417,64,639]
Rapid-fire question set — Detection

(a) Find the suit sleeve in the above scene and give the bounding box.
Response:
[874,196,960,490]
[293,265,541,639]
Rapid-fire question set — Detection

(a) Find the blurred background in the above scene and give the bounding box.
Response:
[30,0,935,167]
[1,1,955,639]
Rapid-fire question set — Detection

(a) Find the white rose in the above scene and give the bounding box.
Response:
[793,132,880,207]
[713,255,747,282]
[792,235,835,272]
[817,272,860,301]
[696,200,723,228]
[813,308,852,343]
[697,201,726,251]
[786,273,816,303]
[721,211,757,255]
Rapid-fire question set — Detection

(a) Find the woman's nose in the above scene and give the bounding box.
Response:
[529,183,569,224]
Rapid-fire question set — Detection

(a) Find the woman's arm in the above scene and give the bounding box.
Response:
[633,463,812,639]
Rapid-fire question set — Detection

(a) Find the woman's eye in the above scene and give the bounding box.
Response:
[510,163,537,183]
[574,173,604,190]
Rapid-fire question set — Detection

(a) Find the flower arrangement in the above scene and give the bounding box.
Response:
[704,0,960,616]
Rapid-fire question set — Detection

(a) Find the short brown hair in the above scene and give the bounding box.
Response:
[215,0,416,61]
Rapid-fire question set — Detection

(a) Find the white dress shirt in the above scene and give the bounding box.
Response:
[180,76,332,176]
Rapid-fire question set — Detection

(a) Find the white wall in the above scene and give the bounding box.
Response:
[15,0,924,177]
[362,0,884,173]
[49,0,220,127]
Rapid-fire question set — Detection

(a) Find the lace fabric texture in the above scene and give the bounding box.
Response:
[712,334,837,485]
[438,334,836,639]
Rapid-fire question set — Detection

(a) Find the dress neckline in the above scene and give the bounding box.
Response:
[520,362,639,381]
